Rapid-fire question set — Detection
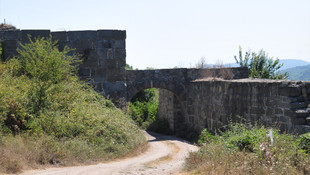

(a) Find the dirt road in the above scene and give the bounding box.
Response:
[20,131,198,175]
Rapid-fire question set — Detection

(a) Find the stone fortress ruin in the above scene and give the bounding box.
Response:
[1,29,310,137]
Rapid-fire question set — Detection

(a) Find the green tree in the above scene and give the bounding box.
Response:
[125,64,133,70]
[15,36,80,113]
[234,46,288,79]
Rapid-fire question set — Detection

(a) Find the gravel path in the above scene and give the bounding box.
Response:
[19,131,198,175]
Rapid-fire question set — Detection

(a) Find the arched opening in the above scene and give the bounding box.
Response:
[128,87,186,135]
[158,89,186,136]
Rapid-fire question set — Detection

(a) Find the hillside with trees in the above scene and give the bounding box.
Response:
[281,64,310,81]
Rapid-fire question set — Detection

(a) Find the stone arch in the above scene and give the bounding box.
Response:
[126,69,189,134]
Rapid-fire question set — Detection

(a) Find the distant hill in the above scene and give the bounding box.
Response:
[281,64,310,81]
[220,59,310,70]
[279,59,310,70]
[219,59,310,81]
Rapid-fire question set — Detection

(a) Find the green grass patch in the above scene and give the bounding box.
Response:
[185,122,310,175]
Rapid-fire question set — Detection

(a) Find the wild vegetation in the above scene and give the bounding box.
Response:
[184,122,310,175]
[235,46,288,79]
[128,88,159,129]
[0,36,145,173]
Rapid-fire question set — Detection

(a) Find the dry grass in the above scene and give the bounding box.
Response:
[183,125,310,175]
[184,143,310,175]
[0,134,147,174]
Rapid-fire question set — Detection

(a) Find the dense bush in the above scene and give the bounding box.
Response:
[298,132,310,154]
[128,88,159,129]
[0,36,145,173]
[186,122,310,174]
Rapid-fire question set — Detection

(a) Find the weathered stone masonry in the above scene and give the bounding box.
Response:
[1,30,310,137]
[159,79,310,136]
[0,29,127,103]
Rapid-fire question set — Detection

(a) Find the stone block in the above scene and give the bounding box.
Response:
[69,40,96,51]
[97,40,113,48]
[289,97,298,103]
[3,40,17,50]
[0,30,21,40]
[297,96,305,102]
[96,48,110,60]
[284,109,294,116]
[79,68,91,77]
[97,30,126,40]
[278,86,302,97]
[55,41,68,51]
[291,102,306,109]
[112,40,125,49]
[114,58,126,68]
[94,68,107,80]
[293,117,306,125]
[21,30,50,42]
[105,59,117,69]
[68,31,97,41]
[250,107,265,115]
[51,31,68,41]
[279,116,288,123]
[106,69,125,82]
[95,82,103,92]
[306,117,310,125]
[114,49,126,58]
[96,48,114,60]
[295,109,309,118]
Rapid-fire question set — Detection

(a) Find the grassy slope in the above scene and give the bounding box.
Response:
[0,39,145,173]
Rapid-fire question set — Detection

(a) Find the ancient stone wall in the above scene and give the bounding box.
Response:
[0,29,127,102]
[158,79,310,137]
[2,29,309,137]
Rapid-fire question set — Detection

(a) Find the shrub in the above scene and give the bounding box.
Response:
[14,36,80,113]
[185,122,310,174]
[0,37,145,173]
[297,132,310,154]
[198,129,217,145]
[221,123,270,152]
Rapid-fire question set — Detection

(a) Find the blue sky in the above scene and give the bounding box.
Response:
[1,0,309,69]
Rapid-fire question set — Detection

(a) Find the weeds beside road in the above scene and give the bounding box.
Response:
[184,123,310,175]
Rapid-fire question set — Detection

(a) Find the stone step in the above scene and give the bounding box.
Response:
[295,108,310,118]
[291,102,307,109]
